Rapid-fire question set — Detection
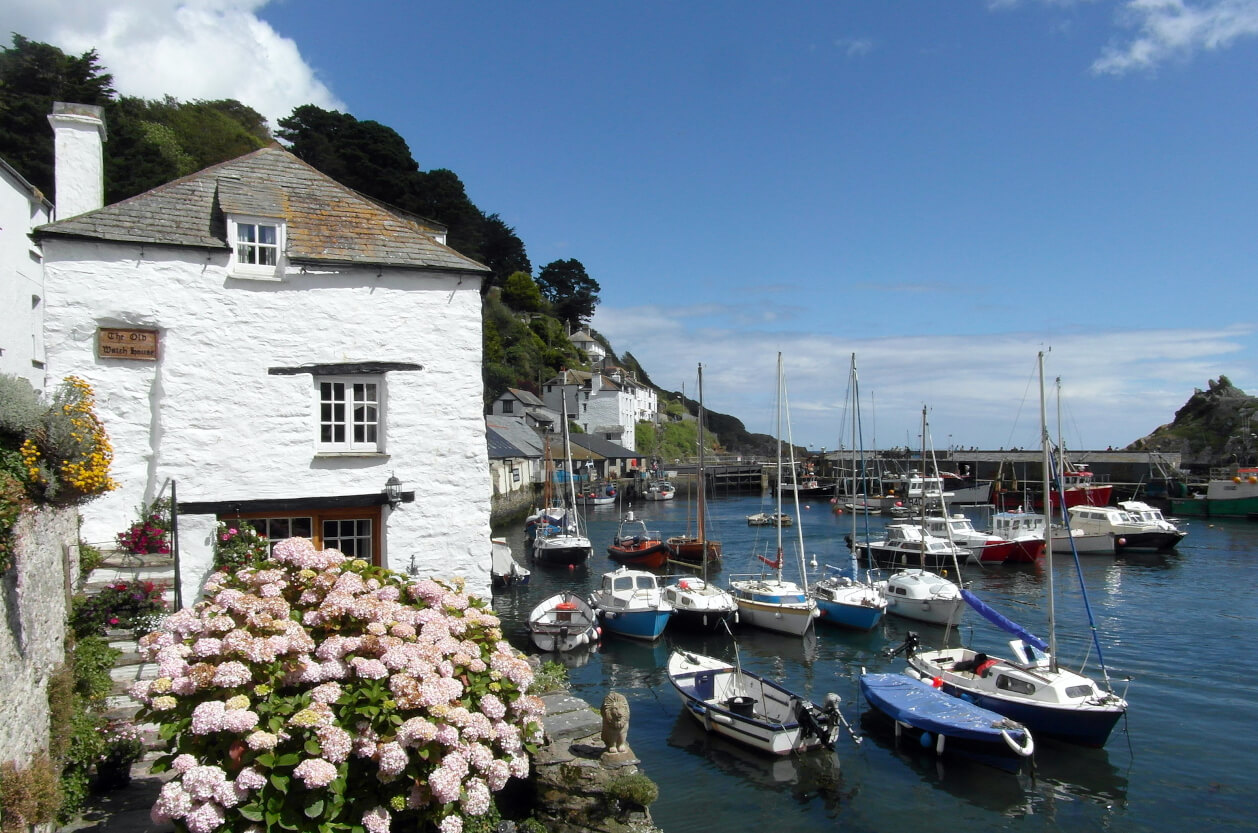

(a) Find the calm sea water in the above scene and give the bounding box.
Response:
[490,494,1257,833]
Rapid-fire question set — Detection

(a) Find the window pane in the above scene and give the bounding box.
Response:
[258,226,277,245]
[322,517,372,559]
[238,224,257,244]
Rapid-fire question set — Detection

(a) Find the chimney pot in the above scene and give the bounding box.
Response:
[48,102,107,220]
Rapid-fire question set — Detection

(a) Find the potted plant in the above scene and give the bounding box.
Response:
[115,497,171,555]
[95,721,145,789]
[69,579,168,639]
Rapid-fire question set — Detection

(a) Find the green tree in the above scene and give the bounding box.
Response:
[536,258,601,327]
[480,213,532,290]
[0,34,114,195]
[501,271,543,312]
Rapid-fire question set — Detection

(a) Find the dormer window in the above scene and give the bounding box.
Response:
[229,216,285,279]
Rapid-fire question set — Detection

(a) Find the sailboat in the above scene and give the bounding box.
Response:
[663,364,739,630]
[667,364,721,566]
[811,355,886,631]
[530,397,593,565]
[729,354,819,636]
[899,352,1129,747]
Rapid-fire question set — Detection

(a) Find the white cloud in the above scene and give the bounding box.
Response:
[834,37,875,58]
[594,301,1253,452]
[1092,0,1258,74]
[4,0,344,128]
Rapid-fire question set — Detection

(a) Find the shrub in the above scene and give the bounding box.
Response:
[605,773,659,807]
[19,376,117,506]
[528,661,569,695]
[72,635,121,703]
[70,579,168,639]
[0,471,28,573]
[131,538,544,833]
[0,756,62,833]
[97,721,145,766]
[78,540,105,575]
[212,520,269,572]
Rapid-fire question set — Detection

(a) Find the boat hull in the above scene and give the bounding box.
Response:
[530,536,593,565]
[730,579,818,636]
[906,651,1126,748]
[598,608,672,641]
[667,651,838,756]
[528,592,600,652]
[606,541,671,569]
[1170,494,1258,518]
[667,538,722,566]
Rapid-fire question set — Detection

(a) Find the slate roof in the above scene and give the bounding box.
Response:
[486,427,529,460]
[569,434,638,460]
[485,416,545,457]
[32,146,490,274]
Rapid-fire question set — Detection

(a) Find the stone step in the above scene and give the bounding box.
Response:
[110,661,158,695]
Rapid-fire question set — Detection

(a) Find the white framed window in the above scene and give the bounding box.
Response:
[317,376,384,453]
[228,216,285,279]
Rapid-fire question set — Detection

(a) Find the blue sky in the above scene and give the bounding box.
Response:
[11,0,1258,452]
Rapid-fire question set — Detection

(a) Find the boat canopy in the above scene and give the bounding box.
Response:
[961,589,1048,652]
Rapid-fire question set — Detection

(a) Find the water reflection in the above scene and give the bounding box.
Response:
[667,711,851,817]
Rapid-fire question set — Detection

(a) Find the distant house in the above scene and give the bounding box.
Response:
[33,103,495,599]
[488,387,557,432]
[568,326,606,365]
[540,366,656,452]
[0,156,53,389]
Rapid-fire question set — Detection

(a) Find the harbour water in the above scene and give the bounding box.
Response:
[490,494,1256,833]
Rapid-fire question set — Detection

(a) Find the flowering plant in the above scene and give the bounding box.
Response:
[117,498,172,554]
[19,375,117,506]
[132,538,542,833]
[212,521,269,572]
[98,721,146,766]
[70,579,168,639]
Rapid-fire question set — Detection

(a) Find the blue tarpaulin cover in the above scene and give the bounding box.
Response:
[860,673,1026,743]
[961,589,1049,652]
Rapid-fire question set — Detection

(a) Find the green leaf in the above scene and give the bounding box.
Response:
[239,805,264,822]
[305,739,322,756]
[275,752,301,767]
[270,773,290,791]
[255,752,276,768]
[303,799,325,819]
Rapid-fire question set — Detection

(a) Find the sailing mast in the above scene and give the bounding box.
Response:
[1038,351,1059,672]
[783,358,809,586]
[773,353,785,575]
[697,364,707,551]
[561,396,580,528]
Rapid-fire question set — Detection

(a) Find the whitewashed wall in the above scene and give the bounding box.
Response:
[0,167,51,389]
[40,240,492,600]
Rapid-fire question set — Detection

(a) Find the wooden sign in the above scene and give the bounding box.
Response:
[98,328,159,361]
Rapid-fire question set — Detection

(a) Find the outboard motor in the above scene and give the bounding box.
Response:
[885,631,920,659]
[795,693,842,750]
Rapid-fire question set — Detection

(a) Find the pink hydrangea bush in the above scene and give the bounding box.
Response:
[131,538,543,833]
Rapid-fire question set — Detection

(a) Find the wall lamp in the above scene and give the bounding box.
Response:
[385,474,404,508]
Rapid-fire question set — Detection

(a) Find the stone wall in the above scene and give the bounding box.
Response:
[0,506,79,765]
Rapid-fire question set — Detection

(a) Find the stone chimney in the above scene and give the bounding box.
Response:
[47,102,107,220]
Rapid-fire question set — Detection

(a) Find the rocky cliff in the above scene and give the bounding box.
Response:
[1126,376,1258,469]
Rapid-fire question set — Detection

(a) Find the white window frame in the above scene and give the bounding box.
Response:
[228,215,285,280]
[316,376,385,454]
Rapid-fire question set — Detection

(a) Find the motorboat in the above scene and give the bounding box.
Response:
[606,511,671,569]
[810,567,886,631]
[875,568,964,626]
[1068,504,1187,552]
[848,523,976,570]
[489,537,530,590]
[575,482,617,507]
[1118,500,1188,542]
[643,480,676,501]
[589,567,674,641]
[1169,466,1258,518]
[746,511,792,527]
[918,513,1043,564]
[528,591,600,652]
[667,649,842,756]
[859,672,1034,771]
[661,576,739,632]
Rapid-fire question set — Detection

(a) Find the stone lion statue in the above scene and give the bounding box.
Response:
[601,691,631,755]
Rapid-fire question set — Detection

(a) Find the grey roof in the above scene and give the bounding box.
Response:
[32,146,490,274]
[485,416,545,457]
[486,427,529,460]
[569,434,638,460]
[504,388,546,407]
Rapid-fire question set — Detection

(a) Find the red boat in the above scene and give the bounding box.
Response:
[992,464,1112,513]
[607,511,671,569]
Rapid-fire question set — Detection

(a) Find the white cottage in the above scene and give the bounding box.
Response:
[0,157,53,389]
[34,104,495,601]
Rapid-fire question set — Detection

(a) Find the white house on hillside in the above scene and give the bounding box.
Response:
[541,365,656,451]
[568,326,606,365]
[0,157,53,389]
[34,103,494,600]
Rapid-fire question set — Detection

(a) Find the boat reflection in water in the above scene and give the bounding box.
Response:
[666,711,851,819]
